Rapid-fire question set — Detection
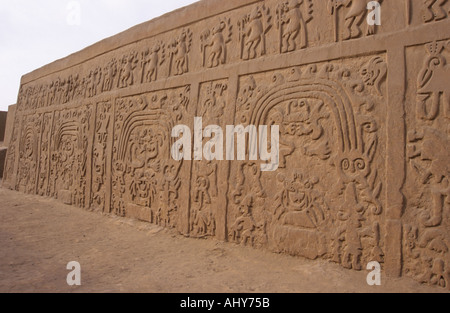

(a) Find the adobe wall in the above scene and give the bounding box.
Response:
[0,110,8,178]
[0,111,7,143]
[3,0,450,289]
[3,105,16,148]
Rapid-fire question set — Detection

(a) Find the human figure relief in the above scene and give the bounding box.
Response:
[276,0,313,53]
[239,5,272,60]
[118,52,139,88]
[141,42,165,83]
[328,0,383,41]
[229,194,260,246]
[333,184,384,270]
[201,19,233,68]
[169,29,192,76]
[161,164,181,209]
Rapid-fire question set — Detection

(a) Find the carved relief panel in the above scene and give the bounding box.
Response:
[404,40,450,290]
[200,19,233,68]
[4,0,450,291]
[111,87,192,234]
[47,105,94,208]
[229,55,387,271]
[238,4,273,60]
[407,0,450,25]
[15,114,41,194]
[90,101,113,212]
[36,113,53,196]
[189,80,228,238]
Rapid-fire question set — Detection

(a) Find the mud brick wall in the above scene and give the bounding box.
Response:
[3,105,16,148]
[0,111,8,178]
[0,111,7,143]
[3,0,450,289]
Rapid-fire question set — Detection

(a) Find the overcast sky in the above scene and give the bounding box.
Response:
[0,0,199,112]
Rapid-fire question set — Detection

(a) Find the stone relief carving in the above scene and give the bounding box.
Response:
[238,5,273,60]
[422,0,448,23]
[141,42,166,83]
[190,80,228,238]
[201,19,233,68]
[232,57,385,269]
[36,113,53,196]
[416,41,450,121]
[111,87,190,226]
[276,0,314,52]
[328,0,383,42]
[229,162,267,248]
[169,29,193,76]
[102,59,118,92]
[90,101,112,212]
[405,40,450,290]
[360,56,387,97]
[50,105,92,208]
[4,0,450,292]
[118,51,139,88]
[16,114,41,194]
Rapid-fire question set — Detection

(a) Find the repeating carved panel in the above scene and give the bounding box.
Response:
[48,105,94,208]
[111,87,192,232]
[229,55,387,270]
[15,114,41,194]
[3,0,450,291]
[189,80,228,238]
[404,40,450,290]
[90,101,113,212]
[36,113,53,196]
[14,0,408,114]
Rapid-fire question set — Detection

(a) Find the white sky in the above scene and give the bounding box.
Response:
[0,0,199,112]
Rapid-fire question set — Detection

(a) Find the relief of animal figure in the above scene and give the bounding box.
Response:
[276,0,313,53]
[169,29,192,76]
[118,52,139,88]
[360,56,387,96]
[201,19,233,68]
[238,5,272,60]
[102,59,118,92]
[141,42,165,83]
[328,0,383,41]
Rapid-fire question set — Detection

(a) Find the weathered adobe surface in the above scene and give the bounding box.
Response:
[2,0,450,290]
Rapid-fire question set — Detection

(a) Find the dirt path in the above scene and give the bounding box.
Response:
[0,187,445,293]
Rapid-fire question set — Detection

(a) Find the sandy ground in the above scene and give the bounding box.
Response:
[0,187,446,293]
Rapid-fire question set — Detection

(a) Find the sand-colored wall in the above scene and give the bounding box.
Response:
[3,105,15,148]
[3,0,450,290]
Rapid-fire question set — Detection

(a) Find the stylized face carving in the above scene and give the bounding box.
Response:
[137,129,161,160]
[288,100,310,122]
[288,188,307,211]
[360,66,374,86]
[338,151,370,181]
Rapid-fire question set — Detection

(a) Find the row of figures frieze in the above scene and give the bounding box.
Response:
[16,1,386,111]
[20,0,450,112]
